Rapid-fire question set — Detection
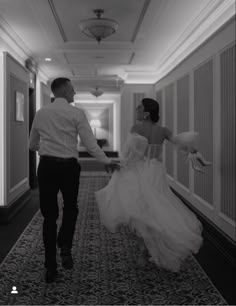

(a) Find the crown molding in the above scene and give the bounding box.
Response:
[125,72,158,84]
[154,0,235,80]
[37,69,49,83]
[0,15,50,82]
[126,0,235,84]
[0,0,234,86]
[0,16,30,64]
[157,0,225,67]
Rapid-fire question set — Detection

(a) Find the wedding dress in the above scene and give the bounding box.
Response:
[95,132,203,272]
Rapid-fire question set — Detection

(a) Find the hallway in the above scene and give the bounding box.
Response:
[0,1,235,305]
[0,173,235,305]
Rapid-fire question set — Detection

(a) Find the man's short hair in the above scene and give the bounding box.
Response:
[51,77,70,94]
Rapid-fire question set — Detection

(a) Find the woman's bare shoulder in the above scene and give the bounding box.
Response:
[152,125,172,142]
[130,123,143,133]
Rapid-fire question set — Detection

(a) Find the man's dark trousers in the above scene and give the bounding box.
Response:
[37,156,81,270]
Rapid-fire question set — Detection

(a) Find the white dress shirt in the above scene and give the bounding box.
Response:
[29,98,111,164]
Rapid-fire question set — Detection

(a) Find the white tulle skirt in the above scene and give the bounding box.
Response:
[95,159,203,272]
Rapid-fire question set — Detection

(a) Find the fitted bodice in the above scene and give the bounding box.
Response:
[121,133,163,166]
[145,144,163,161]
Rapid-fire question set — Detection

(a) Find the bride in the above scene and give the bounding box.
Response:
[95,98,211,272]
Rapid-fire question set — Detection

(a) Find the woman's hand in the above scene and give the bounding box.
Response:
[187,152,212,173]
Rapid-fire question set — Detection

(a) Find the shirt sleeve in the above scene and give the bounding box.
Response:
[76,110,111,164]
[29,113,40,151]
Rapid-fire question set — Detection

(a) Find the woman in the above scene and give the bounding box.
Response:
[95,98,211,272]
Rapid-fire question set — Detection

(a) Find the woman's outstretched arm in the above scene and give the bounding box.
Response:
[164,127,197,153]
[164,128,212,172]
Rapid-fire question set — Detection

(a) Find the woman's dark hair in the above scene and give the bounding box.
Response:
[142,98,160,123]
[51,77,70,94]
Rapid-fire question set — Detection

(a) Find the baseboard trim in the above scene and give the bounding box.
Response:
[171,188,236,267]
[0,189,31,224]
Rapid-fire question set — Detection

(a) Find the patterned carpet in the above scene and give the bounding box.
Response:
[0,174,227,305]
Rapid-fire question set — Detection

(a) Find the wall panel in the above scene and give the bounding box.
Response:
[194,60,213,204]
[177,75,190,188]
[156,90,162,126]
[10,75,28,189]
[5,53,29,205]
[165,84,174,177]
[220,43,236,221]
[154,18,235,240]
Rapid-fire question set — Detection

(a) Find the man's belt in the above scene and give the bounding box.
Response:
[40,155,77,163]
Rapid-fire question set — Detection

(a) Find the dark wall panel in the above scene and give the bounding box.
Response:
[165,84,174,177]
[177,75,190,188]
[194,60,213,204]
[220,43,236,221]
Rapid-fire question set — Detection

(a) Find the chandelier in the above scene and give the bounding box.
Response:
[90,87,104,97]
[79,9,118,43]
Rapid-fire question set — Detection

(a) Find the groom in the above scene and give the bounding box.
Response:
[29,77,119,283]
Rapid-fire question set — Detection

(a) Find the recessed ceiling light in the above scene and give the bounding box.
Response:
[45,57,52,62]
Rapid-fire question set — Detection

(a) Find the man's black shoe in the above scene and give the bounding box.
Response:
[45,268,58,283]
[61,247,73,269]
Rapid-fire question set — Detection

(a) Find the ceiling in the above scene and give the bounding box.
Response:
[0,0,234,93]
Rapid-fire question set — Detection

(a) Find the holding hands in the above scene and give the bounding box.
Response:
[105,161,120,174]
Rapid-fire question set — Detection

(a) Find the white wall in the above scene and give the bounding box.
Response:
[154,18,235,240]
[74,92,121,152]
[0,30,30,207]
[0,52,30,207]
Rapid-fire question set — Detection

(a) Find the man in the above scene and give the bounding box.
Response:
[29,77,119,283]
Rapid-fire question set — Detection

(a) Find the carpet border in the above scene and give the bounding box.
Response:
[0,209,40,269]
[191,254,228,304]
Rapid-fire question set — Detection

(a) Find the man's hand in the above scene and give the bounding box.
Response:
[105,162,120,174]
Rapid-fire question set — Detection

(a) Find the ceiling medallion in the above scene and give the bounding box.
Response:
[79,9,118,43]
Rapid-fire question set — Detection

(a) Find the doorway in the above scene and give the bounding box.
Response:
[29,87,37,188]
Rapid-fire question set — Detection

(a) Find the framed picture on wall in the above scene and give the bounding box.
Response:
[15,91,24,122]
